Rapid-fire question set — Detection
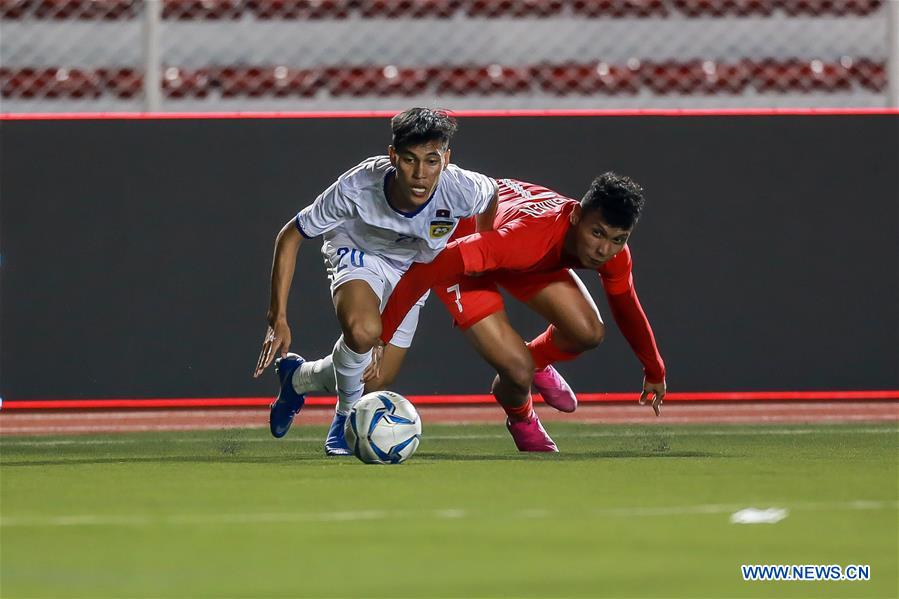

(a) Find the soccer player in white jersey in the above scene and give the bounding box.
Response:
[253,108,497,455]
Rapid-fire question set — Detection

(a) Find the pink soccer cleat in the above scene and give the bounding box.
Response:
[532,365,577,413]
[506,416,559,452]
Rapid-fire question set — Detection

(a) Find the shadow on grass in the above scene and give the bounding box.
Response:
[411,449,721,462]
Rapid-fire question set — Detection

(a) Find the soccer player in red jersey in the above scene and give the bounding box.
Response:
[375,173,666,452]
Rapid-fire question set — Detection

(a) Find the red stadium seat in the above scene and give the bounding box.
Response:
[215,66,324,97]
[466,0,563,17]
[5,0,885,19]
[640,60,701,94]
[357,0,460,17]
[847,58,886,92]
[247,0,351,19]
[1,0,33,18]
[700,60,752,93]
[1,68,27,97]
[434,64,531,95]
[750,59,852,92]
[54,67,105,98]
[571,0,667,17]
[532,61,639,95]
[781,0,882,16]
[161,67,212,97]
[0,68,12,95]
[97,68,143,98]
[641,60,751,94]
[672,0,773,17]
[162,0,244,20]
[32,0,137,19]
[0,58,885,101]
[0,67,102,98]
[326,65,432,96]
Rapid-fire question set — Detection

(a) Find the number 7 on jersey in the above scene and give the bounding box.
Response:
[446,283,463,312]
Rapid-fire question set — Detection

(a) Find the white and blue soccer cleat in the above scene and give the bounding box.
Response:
[269,354,306,438]
[324,412,352,456]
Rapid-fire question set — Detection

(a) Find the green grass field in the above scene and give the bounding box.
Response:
[1,422,897,598]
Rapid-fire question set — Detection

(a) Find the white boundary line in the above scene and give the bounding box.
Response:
[5,415,895,434]
[1,426,896,447]
[2,500,896,528]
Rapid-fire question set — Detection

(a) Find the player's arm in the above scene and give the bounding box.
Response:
[606,286,667,415]
[380,219,555,344]
[253,176,353,376]
[380,243,467,345]
[254,219,303,377]
[600,248,667,415]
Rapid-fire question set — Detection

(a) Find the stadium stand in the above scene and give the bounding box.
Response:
[0,0,891,110]
[0,0,886,20]
[1,60,886,99]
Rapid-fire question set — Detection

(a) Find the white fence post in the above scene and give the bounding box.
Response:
[888,0,899,107]
[142,0,162,112]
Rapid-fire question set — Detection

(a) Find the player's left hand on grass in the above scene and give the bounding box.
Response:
[639,377,666,417]
[362,342,385,383]
[253,319,291,378]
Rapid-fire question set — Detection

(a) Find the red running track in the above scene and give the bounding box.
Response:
[0,402,895,436]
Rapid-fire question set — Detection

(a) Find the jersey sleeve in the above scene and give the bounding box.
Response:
[456,216,560,273]
[380,244,466,345]
[295,177,355,239]
[599,246,666,383]
[597,245,634,295]
[451,167,497,217]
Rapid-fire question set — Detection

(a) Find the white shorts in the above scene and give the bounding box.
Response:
[321,237,429,349]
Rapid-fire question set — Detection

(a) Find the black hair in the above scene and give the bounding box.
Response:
[391,107,457,151]
[581,172,645,230]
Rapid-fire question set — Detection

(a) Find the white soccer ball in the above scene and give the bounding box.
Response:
[344,391,422,464]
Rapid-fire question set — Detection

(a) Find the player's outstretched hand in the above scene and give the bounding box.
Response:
[362,342,385,383]
[639,377,666,417]
[253,319,291,378]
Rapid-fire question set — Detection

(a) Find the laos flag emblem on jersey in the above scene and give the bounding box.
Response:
[429,220,454,238]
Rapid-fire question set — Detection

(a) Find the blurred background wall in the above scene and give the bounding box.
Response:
[2,2,897,400]
[2,114,897,400]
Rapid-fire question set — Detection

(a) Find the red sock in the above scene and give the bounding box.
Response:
[502,395,535,423]
[527,326,580,370]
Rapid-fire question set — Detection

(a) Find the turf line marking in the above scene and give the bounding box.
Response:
[0,411,261,421]
[5,414,896,435]
[2,426,896,446]
[0,424,261,434]
[2,501,896,528]
[434,509,467,519]
[730,507,789,524]
[518,509,551,518]
[0,439,141,446]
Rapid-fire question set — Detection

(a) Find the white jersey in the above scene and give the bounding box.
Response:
[296,156,495,268]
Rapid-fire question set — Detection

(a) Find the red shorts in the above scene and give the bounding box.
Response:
[440,216,571,329]
[432,269,572,330]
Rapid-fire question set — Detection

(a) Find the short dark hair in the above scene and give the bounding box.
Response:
[581,172,645,230]
[391,108,457,151]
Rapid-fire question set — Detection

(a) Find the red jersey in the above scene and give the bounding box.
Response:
[381,178,666,383]
[458,179,634,295]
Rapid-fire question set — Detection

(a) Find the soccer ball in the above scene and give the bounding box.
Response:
[344,391,422,464]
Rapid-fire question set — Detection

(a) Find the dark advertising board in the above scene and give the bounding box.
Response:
[1,114,896,400]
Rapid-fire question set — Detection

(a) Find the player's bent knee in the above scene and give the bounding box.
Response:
[342,319,382,353]
[562,320,604,352]
[578,321,605,350]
